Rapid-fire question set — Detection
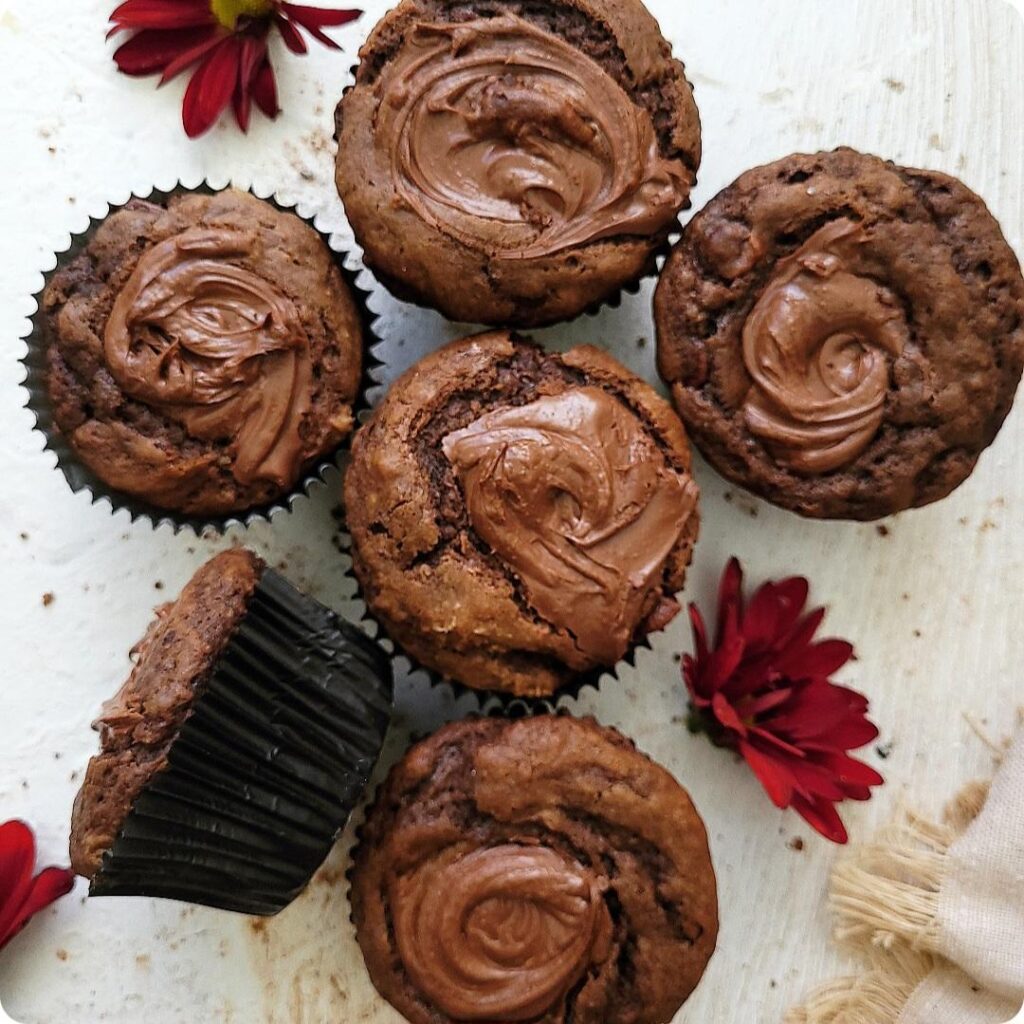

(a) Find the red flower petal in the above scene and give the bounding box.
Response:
[715,557,743,646]
[793,794,849,844]
[109,0,215,31]
[251,57,280,120]
[0,822,74,949]
[739,740,794,809]
[231,36,257,132]
[181,35,243,137]
[113,25,218,76]
[274,12,309,53]
[682,557,883,845]
[159,30,229,84]
[278,3,362,29]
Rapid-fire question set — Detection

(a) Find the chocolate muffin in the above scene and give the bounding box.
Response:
[335,0,701,327]
[70,549,392,915]
[655,148,1024,520]
[40,189,365,519]
[345,332,700,698]
[350,716,718,1024]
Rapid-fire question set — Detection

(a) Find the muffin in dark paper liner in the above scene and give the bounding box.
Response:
[69,548,393,916]
[343,331,700,702]
[23,184,381,534]
[347,714,718,1024]
[334,0,701,328]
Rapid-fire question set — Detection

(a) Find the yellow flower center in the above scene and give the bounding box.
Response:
[210,0,273,30]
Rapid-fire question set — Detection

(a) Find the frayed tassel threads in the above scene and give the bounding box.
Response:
[783,948,933,1024]
[787,779,992,1023]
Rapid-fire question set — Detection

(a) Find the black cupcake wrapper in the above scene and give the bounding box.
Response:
[90,565,394,916]
[341,553,649,714]
[22,182,383,535]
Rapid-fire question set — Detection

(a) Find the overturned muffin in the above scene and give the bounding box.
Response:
[350,715,718,1024]
[655,148,1024,520]
[41,189,365,519]
[344,332,700,697]
[70,549,392,915]
[335,0,701,327]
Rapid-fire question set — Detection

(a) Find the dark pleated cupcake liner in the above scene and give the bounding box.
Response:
[341,554,650,714]
[22,182,383,535]
[90,565,394,916]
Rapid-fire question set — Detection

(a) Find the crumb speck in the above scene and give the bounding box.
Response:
[19,531,28,541]
[876,525,890,537]
[42,592,55,607]
[788,837,805,852]
[154,581,164,590]
[56,949,68,962]
[883,78,905,93]
[876,741,894,760]
[913,628,922,638]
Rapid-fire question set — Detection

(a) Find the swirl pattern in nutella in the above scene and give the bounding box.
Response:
[741,218,908,474]
[104,227,312,487]
[377,15,689,260]
[442,387,697,664]
[392,845,611,1022]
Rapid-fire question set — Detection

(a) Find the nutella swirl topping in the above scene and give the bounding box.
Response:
[442,387,697,663]
[104,228,312,487]
[377,15,689,260]
[393,845,611,1021]
[742,218,908,474]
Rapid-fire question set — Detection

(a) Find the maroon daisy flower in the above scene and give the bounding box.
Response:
[0,821,74,951]
[109,0,362,138]
[684,558,884,844]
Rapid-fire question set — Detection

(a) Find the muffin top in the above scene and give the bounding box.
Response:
[43,190,364,518]
[345,332,699,697]
[335,0,701,327]
[655,148,1024,519]
[351,715,718,1024]
[70,549,263,879]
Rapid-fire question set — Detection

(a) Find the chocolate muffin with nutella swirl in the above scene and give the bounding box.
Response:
[350,716,718,1024]
[41,189,365,518]
[344,332,700,697]
[335,0,701,328]
[656,148,1024,520]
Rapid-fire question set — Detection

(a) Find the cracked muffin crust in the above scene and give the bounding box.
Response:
[42,189,364,518]
[344,332,700,697]
[350,715,718,1024]
[655,148,1024,520]
[334,0,701,328]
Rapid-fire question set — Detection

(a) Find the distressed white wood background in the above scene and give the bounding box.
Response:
[0,0,1022,1021]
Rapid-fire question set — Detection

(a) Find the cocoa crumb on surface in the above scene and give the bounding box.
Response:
[788,837,805,852]
[154,581,164,590]
[876,741,894,760]
[876,524,890,537]
[56,949,68,961]
[42,592,55,607]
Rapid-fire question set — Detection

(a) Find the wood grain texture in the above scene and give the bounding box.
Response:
[0,1,1020,1021]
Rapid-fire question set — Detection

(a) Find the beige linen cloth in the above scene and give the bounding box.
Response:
[788,728,1024,1024]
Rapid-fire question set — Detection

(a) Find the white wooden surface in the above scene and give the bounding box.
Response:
[0,1,1022,1021]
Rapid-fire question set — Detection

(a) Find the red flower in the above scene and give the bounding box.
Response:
[108,0,362,138]
[0,821,75,951]
[684,558,884,844]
